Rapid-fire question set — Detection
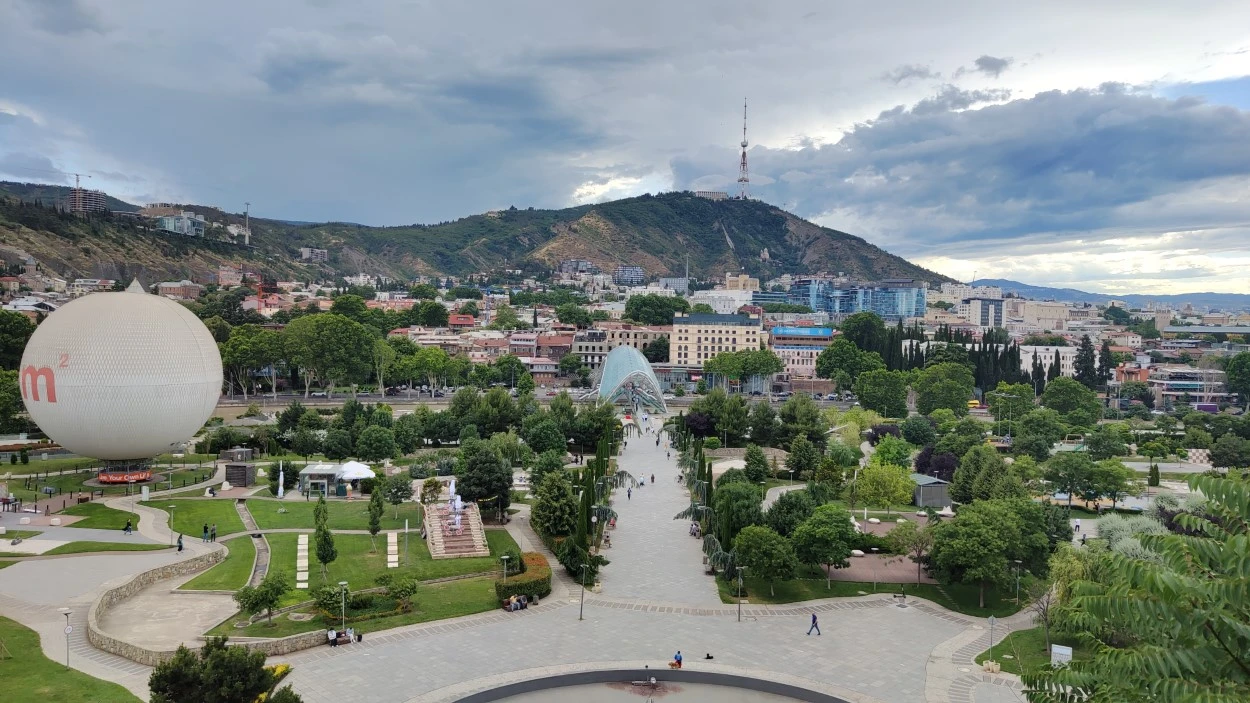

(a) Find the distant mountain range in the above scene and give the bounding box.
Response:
[973,279,1250,311]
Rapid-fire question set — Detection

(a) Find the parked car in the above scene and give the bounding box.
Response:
[310,391,327,398]
[662,394,676,401]
[433,390,446,398]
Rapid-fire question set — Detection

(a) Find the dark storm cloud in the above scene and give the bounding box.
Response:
[907,85,1011,114]
[0,152,68,182]
[881,64,940,85]
[973,55,1013,77]
[672,86,1250,257]
[17,0,103,35]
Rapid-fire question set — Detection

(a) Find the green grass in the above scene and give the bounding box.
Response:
[0,615,140,702]
[0,561,15,570]
[8,464,212,503]
[2,530,43,539]
[181,536,257,591]
[207,575,500,639]
[3,455,99,476]
[41,542,172,556]
[975,626,1092,675]
[140,499,245,537]
[247,497,425,532]
[716,568,1024,617]
[60,502,134,530]
[267,529,517,607]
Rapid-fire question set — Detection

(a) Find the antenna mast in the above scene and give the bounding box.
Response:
[737,99,749,200]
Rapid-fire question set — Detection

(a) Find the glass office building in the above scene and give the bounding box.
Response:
[783,278,925,320]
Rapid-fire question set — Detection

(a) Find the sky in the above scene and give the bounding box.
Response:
[1,1,1249,295]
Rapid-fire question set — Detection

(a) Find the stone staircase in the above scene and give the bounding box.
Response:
[234,500,270,587]
[425,503,489,559]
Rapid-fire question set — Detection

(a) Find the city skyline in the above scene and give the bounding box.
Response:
[1,1,1249,294]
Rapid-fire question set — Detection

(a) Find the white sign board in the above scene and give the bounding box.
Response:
[141,485,150,502]
[1051,644,1073,667]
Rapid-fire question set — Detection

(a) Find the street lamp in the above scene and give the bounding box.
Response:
[788,469,795,486]
[501,555,510,586]
[168,505,176,545]
[870,547,880,592]
[736,566,745,622]
[578,563,588,621]
[338,581,348,634]
[58,608,71,669]
[1014,559,1023,605]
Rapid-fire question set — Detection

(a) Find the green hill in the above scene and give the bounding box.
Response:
[0,183,950,285]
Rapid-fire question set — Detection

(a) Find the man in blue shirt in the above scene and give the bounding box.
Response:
[807,612,821,636]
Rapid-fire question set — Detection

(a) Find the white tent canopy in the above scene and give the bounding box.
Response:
[338,461,375,481]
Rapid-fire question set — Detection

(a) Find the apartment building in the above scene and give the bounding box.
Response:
[788,278,927,320]
[613,265,645,286]
[570,324,669,369]
[1005,299,1069,331]
[156,212,206,237]
[1148,365,1231,406]
[689,289,753,314]
[957,297,1005,330]
[725,272,761,292]
[927,283,1003,306]
[299,247,329,262]
[671,312,765,367]
[69,278,116,297]
[769,326,836,378]
[157,280,204,300]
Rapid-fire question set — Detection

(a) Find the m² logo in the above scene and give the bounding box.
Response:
[20,365,57,403]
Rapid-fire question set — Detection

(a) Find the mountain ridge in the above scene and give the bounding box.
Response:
[974,278,1250,311]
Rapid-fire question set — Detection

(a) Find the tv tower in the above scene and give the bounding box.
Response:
[737,98,749,200]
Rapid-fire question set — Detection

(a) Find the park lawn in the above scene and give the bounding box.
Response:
[148,467,215,491]
[975,626,1092,676]
[61,502,134,530]
[717,569,1024,618]
[208,575,499,639]
[3,530,43,539]
[151,453,217,465]
[0,561,14,570]
[42,542,172,556]
[0,615,140,702]
[140,499,245,537]
[267,529,517,607]
[180,536,257,591]
[4,455,99,476]
[247,498,425,532]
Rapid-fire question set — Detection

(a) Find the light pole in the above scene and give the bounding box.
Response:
[59,608,71,669]
[736,566,745,622]
[501,555,510,586]
[338,581,348,634]
[168,504,176,545]
[788,469,795,485]
[578,563,588,621]
[870,547,879,592]
[1014,559,1023,605]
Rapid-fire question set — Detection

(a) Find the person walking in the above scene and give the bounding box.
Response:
[202,523,209,543]
[1074,518,1081,533]
[210,523,217,542]
[176,534,184,552]
[650,473,655,484]
[124,519,133,535]
[807,613,821,636]
[672,650,683,669]
[627,487,632,500]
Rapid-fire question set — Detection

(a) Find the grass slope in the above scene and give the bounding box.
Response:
[60,502,133,530]
[247,498,423,532]
[181,536,257,591]
[0,615,140,702]
[975,626,1092,675]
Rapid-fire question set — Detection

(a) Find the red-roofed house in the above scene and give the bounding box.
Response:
[0,276,20,294]
[537,334,574,361]
[448,314,476,330]
[517,356,558,385]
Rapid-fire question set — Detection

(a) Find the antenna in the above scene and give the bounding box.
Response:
[737,99,749,200]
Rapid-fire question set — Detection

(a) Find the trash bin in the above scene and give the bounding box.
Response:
[335,483,347,497]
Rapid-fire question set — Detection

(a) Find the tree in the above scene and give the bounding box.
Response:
[691,303,715,314]
[1210,433,1250,469]
[410,283,439,300]
[734,525,797,596]
[414,300,449,327]
[790,504,857,588]
[314,524,337,581]
[355,426,396,462]
[642,335,669,363]
[748,401,777,446]
[321,428,351,460]
[329,294,369,322]
[857,461,914,514]
[291,429,321,459]
[420,476,442,505]
[713,482,764,547]
[1040,377,1101,423]
[459,449,513,519]
[837,312,886,351]
[873,434,912,467]
[741,443,769,483]
[986,382,1034,428]
[929,500,1017,608]
[284,313,373,397]
[530,449,567,486]
[554,303,591,328]
[1044,453,1094,508]
[1097,338,1115,387]
[886,519,934,584]
[784,436,820,479]
[914,363,976,416]
[1025,474,1250,702]
[524,417,566,455]
[382,474,414,519]
[370,337,396,390]
[1147,461,1160,487]
[1084,423,1128,461]
[853,369,909,418]
[624,294,689,325]
[1225,351,1250,405]
[0,310,35,371]
[367,488,383,552]
[531,472,578,537]
[233,572,290,625]
[815,337,884,383]
[149,637,298,703]
[935,416,986,459]
[1090,459,1137,509]
[900,416,936,447]
[764,489,816,537]
[1072,334,1099,388]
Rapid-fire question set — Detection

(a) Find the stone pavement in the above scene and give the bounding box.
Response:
[763,482,805,511]
[596,425,721,607]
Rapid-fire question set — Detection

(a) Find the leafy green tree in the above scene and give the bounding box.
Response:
[691,303,715,314]
[393,412,424,454]
[0,310,35,371]
[329,294,369,322]
[1147,461,1160,487]
[410,283,439,300]
[382,473,414,519]
[531,472,578,538]
[777,393,828,448]
[1040,377,1101,423]
[713,482,764,547]
[734,525,797,597]
[1225,351,1250,405]
[1025,474,1250,702]
[986,381,1035,427]
[837,312,886,351]
[233,573,290,625]
[642,335,669,363]
[291,429,321,459]
[872,434,913,467]
[367,488,383,552]
[1019,408,1067,445]
[554,303,592,328]
[149,637,298,703]
[952,444,1003,504]
[790,504,857,588]
[1090,459,1137,508]
[1044,453,1095,508]
[853,369,909,418]
[929,500,1018,608]
[314,524,337,581]
[742,444,769,483]
[1097,338,1115,387]
[523,417,566,455]
[900,415,936,447]
[1084,423,1128,460]
[914,362,976,416]
[784,436,820,479]
[355,426,396,461]
[459,449,513,518]
[887,519,934,585]
[857,461,914,514]
[748,401,777,446]
[530,449,567,487]
[321,428,352,460]
[489,304,525,330]
[815,337,884,384]
[284,313,374,397]
[1183,426,1212,449]
[764,489,815,537]
[624,294,690,325]
[1210,432,1250,469]
[935,417,986,459]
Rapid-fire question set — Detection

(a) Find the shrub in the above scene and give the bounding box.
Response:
[359,477,377,494]
[502,548,525,576]
[409,463,431,479]
[849,531,893,554]
[494,552,553,601]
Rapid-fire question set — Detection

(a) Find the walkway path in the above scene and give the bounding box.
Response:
[233,500,271,587]
[595,422,721,607]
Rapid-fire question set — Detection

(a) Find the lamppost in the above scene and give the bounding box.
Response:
[501,555,510,586]
[736,566,745,622]
[1014,559,1023,605]
[870,547,880,592]
[788,469,795,486]
[578,563,588,621]
[168,504,176,545]
[58,608,71,669]
[338,581,348,634]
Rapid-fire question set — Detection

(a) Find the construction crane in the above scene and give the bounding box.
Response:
[68,172,92,212]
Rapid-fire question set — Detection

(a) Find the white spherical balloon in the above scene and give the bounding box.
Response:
[19,281,223,460]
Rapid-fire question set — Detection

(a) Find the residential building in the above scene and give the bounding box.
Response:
[613,265,645,286]
[570,324,668,369]
[1005,299,1069,331]
[695,191,729,200]
[343,273,377,288]
[242,293,287,317]
[1148,365,1231,406]
[572,330,610,370]
[927,283,1003,306]
[957,297,1006,330]
[1106,332,1143,349]
[508,332,539,357]
[689,289,753,315]
[447,314,476,330]
[69,278,116,297]
[2,296,58,319]
[216,267,243,287]
[1154,311,1175,331]
[517,357,558,385]
[671,312,765,367]
[67,187,108,213]
[625,285,676,299]
[299,247,329,262]
[769,326,836,378]
[157,280,203,300]
[789,278,927,320]
[156,211,206,237]
[537,334,574,361]
[558,259,596,275]
[905,341,1098,379]
[724,272,761,292]
[657,277,690,294]
[0,276,20,294]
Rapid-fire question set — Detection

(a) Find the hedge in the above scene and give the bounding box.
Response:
[494,552,552,601]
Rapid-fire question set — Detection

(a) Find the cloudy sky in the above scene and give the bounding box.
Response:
[2,1,1249,294]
